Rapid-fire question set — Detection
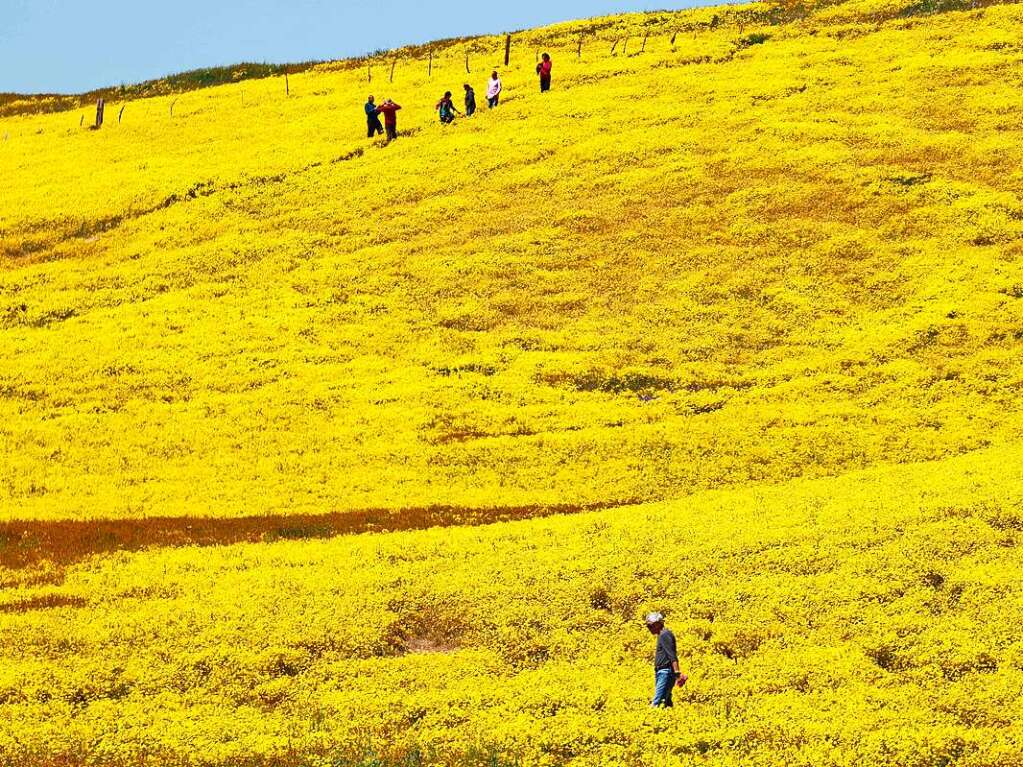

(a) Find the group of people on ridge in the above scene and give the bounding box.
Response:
[363,53,553,141]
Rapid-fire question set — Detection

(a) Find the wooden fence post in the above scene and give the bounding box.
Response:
[285,70,290,96]
[368,62,372,82]
[610,38,619,55]
[390,60,396,82]
[504,34,511,65]
[79,114,84,128]
[118,105,126,124]
[641,32,648,53]
[465,51,470,73]
[94,98,105,129]
[428,50,433,77]
[670,30,678,49]
[170,99,177,118]
[623,37,629,55]
[577,35,584,58]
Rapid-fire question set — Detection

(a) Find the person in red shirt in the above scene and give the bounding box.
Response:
[536,53,552,93]
[376,98,402,142]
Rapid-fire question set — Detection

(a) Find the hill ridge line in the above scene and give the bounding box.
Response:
[5,0,1014,119]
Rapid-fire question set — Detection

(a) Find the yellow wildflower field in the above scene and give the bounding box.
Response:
[1,0,1022,763]
[3,0,1023,521]
[2,447,1022,766]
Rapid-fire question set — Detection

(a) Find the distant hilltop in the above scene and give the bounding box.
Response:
[0,0,986,118]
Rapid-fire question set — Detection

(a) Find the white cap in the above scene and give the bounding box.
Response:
[645,612,664,625]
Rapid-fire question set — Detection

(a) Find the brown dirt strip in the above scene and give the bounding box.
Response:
[0,501,632,571]
[0,594,87,613]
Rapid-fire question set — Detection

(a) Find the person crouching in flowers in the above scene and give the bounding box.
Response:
[646,612,687,707]
[436,91,460,124]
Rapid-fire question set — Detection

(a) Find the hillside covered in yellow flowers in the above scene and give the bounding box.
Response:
[1,0,1023,764]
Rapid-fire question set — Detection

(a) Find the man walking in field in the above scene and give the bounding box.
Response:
[376,98,402,142]
[487,71,502,108]
[536,52,553,92]
[365,95,384,138]
[646,612,687,707]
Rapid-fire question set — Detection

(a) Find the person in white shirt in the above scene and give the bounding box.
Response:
[486,71,502,108]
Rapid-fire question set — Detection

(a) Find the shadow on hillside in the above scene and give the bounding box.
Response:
[0,501,627,572]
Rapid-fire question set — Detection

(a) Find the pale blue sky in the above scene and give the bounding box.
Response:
[0,0,726,94]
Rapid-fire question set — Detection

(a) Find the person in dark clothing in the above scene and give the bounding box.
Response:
[365,95,384,138]
[436,91,460,124]
[646,612,687,707]
[376,99,402,142]
[464,84,477,117]
[537,53,553,92]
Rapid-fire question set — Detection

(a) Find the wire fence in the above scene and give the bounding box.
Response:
[0,7,773,138]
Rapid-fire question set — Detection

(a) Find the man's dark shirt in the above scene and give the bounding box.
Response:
[654,628,678,670]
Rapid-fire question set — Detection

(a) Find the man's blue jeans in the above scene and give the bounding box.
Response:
[652,669,675,707]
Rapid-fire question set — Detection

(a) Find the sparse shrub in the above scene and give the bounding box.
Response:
[739,32,771,47]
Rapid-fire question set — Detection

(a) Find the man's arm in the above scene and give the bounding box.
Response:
[665,632,686,685]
